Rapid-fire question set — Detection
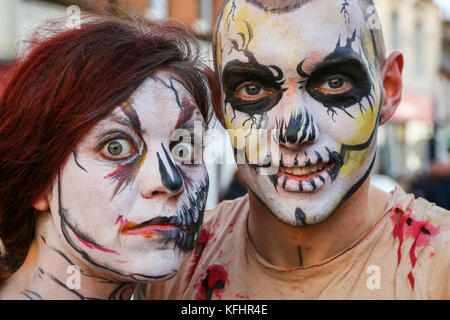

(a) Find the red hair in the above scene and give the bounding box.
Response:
[0,13,219,283]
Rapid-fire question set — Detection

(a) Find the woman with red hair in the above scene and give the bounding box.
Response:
[0,13,217,299]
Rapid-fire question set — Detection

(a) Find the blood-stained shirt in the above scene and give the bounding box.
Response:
[143,188,450,300]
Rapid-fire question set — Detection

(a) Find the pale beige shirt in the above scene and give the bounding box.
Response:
[146,188,450,300]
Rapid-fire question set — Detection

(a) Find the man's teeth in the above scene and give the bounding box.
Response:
[280,163,325,176]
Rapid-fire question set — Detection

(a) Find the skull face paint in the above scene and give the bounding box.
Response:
[47,70,209,281]
[215,0,383,226]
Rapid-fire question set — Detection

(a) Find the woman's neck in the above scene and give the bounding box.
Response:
[247,178,391,268]
[0,215,136,300]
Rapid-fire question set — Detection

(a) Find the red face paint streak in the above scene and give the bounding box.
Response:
[115,215,126,225]
[389,205,443,289]
[235,293,250,299]
[194,264,228,300]
[116,260,130,263]
[72,230,120,255]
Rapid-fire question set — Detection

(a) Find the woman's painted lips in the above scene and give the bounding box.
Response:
[277,160,336,193]
[120,217,187,239]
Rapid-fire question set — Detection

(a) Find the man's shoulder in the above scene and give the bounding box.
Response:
[388,187,450,226]
[202,194,250,229]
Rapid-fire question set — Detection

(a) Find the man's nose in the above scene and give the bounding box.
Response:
[276,96,319,148]
[139,143,184,199]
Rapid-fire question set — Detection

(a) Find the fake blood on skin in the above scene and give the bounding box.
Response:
[390,206,440,289]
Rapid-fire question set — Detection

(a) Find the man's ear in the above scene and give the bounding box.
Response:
[379,51,404,125]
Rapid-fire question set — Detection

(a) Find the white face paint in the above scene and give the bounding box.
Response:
[47,70,208,281]
[216,0,383,226]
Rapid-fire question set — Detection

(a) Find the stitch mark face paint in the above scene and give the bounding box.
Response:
[215,0,383,226]
[48,70,209,281]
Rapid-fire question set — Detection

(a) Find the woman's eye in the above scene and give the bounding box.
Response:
[315,76,353,94]
[171,142,195,164]
[102,139,135,159]
[234,83,274,101]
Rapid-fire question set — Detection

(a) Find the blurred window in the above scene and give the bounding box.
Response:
[415,21,424,75]
[193,0,212,34]
[391,10,400,50]
[146,0,168,21]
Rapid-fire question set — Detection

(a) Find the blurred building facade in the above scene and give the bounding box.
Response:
[373,0,447,182]
[436,20,450,164]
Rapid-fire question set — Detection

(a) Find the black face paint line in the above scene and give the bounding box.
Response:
[21,290,43,300]
[297,246,304,267]
[41,236,140,300]
[305,30,373,121]
[295,207,308,227]
[157,143,183,193]
[142,177,209,253]
[340,0,351,24]
[222,20,285,129]
[57,172,173,282]
[226,0,237,29]
[152,76,192,111]
[72,150,88,173]
[276,110,317,146]
[296,59,311,79]
[222,60,284,117]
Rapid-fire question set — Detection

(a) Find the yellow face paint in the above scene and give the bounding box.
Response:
[214,0,384,226]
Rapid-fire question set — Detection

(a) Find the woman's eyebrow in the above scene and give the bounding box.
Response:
[119,101,145,136]
[109,115,136,130]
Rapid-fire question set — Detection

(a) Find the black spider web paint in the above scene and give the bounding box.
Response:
[226,21,285,134]
[341,0,351,24]
[319,30,375,122]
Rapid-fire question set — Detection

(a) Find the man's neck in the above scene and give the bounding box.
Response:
[0,215,136,300]
[247,178,391,268]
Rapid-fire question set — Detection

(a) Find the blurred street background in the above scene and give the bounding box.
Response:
[0,0,449,210]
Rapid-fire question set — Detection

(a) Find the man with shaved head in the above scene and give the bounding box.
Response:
[139,0,450,299]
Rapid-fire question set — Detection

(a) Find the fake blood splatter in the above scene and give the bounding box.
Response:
[185,228,212,290]
[390,205,438,289]
[195,264,228,300]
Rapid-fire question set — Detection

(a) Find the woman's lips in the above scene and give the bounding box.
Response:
[119,217,185,238]
[277,161,336,192]
[122,224,181,238]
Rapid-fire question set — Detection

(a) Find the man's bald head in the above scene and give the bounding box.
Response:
[213,0,386,70]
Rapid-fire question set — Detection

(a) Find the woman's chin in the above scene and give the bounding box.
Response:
[103,248,188,282]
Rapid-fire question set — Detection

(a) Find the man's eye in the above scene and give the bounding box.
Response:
[171,142,195,164]
[234,83,274,101]
[102,139,135,159]
[315,76,353,94]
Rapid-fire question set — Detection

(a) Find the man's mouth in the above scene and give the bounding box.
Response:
[277,159,337,193]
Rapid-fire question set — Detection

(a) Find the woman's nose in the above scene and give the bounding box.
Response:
[139,143,184,199]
